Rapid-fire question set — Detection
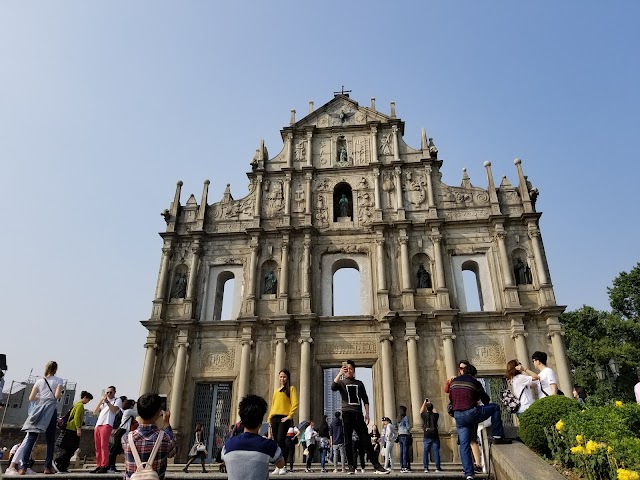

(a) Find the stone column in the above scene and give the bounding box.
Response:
[302,235,311,295]
[393,167,403,210]
[139,341,158,395]
[370,126,378,163]
[186,240,201,299]
[405,326,422,426]
[548,320,572,396]
[254,174,263,218]
[425,165,435,208]
[274,338,288,391]
[441,322,457,380]
[399,234,411,291]
[298,335,313,423]
[279,239,289,297]
[380,332,396,419]
[528,223,549,285]
[284,173,291,216]
[237,330,254,419]
[375,238,386,291]
[305,173,312,215]
[392,125,400,161]
[170,337,190,430]
[286,133,293,168]
[373,168,381,209]
[495,231,515,287]
[155,244,173,300]
[306,131,312,167]
[247,244,259,298]
[430,234,446,290]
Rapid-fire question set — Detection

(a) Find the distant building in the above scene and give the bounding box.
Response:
[0,375,76,427]
[323,368,342,417]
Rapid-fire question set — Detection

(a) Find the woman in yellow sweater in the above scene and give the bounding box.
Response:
[268,369,298,475]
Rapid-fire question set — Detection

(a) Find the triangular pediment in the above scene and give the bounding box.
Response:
[292,95,393,130]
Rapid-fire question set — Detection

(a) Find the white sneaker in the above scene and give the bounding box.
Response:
[278,467,287,475]
[272,467,280,474]
[26,469,36,475]
[360,468,366,473]
[4,466,18,476]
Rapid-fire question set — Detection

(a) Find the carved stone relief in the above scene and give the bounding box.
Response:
[200,347,236,372]
[403,171,427,208]
[293,183,305,212]
[315,341,377,355]
[295,140,306,162]
[264,180,284,218]
[465,338,506,366]
[353,136,370,165]
[315,194,329,228]
[357,191,374,225]
[379,132,393,155]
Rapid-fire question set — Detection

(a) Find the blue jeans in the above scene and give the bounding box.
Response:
[320,448,329,469]
[398,434,411,469]
[423,437,441,470]
[21,408,57,469]
[454,404,504,477]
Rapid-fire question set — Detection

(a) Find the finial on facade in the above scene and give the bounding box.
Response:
[484,161,501,214]
[514,158,522,165]
[461,168,472,189]
[390,101,396,118]
[484,161,491,167]
[421,128,428,150]
[170,180,183,215]
[290,109,296,125]
[371,97,376,110]
[197,179,209,225]
[513,158,533,213]
[222,183,233,203]
[309,101,314,114]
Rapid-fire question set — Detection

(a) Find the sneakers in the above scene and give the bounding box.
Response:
[435,468,443,472]
[52,461,60,473]
[466,476,475,480]
[346,466,355,475]
[320,469,327,473]
[360,468,366,473]
[333,470,338,473]
[424,468,429,473]
[489,436,512,445]
[305,468,313,473]
[373,465,390,475]
[107,468,120,473]
[4,466,18,476]
[278,467,287,475]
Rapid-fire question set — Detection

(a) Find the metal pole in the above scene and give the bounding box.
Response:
[0,380,15,437]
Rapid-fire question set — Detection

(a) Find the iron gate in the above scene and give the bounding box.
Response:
[191,383,233,462]
[480,376,515,427]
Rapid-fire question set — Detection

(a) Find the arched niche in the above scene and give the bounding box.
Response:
[511,248,533,285]
[411,253,433,290]
[333,182,353,222]
[450,254,495,312]
[200,265,243,321]
[261,259,279,297]
[169,264,189,300]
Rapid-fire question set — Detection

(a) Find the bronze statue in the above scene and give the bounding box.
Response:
[417,264,432,289]
[338,194,350,218]
[264,270,277,295]
[513,258,532,285]
[171,271,187,298]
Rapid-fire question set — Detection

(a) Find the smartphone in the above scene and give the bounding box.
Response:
[158,394,168,412]
[342,361,348,368]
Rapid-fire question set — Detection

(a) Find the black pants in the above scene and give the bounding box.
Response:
[305,443,316,469]
[342,411,382,470]
[270,415,292,468]
[285,437,296,470]
[108,428,126,469]
[54,430,80,472]
[352,440,366,469]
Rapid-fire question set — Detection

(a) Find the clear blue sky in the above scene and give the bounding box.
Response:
[1,1,638,409]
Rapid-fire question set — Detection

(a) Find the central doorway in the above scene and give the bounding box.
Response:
[191,382,233,462]
[322,367,374,420]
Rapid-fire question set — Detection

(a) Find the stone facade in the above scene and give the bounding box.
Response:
[139,94,571,461]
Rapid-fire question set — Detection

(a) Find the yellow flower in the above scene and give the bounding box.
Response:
[576,435,584,444]
[555,420,565,431]
[617,468,640,480]
[615,400,624,407]
[607,446,613,454]
[571,445,585,455]
[585,440,599,455]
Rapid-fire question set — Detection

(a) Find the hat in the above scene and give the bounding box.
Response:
[381,416,391,422]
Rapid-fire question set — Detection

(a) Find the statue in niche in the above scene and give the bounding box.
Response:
[428,137,438,159]
[171,271,188,298]
[513,258,532,285]
[337,145,348,167]
[526,176,539,211]
[264,270,277,295]
[416,264,432,289]
[338,194,350,218]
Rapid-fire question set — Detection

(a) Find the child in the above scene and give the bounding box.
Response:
[222,395,284,479]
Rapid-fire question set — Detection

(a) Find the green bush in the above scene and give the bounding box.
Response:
[519,395,581,455]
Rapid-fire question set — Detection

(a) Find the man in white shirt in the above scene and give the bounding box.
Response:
[634,379,640,405]
[531,351,558,396]
[91,386,122,473]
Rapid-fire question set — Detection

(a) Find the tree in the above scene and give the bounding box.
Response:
[608,262,640,320]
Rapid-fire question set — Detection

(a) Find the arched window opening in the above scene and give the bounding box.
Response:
[461,261,483,312]
[332,259,360,315]
[333,182,353,222]
[214,272,235,320]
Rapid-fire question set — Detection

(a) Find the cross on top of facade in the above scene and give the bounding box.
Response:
[333,85,352,97]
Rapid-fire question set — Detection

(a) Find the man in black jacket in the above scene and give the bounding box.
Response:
[329,411,346,472]
[331,360,389,475]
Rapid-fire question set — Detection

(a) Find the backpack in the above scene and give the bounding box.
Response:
[500,385,526,414]
[423,412,437,436]
[128,431,164,480]
[112,409,124,429]
[57,408,73,430]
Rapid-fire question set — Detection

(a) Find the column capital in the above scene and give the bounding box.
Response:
[394,166,402,175]
[429,234,443,244]
[306,131,313,139]
[298,337,313,344]
[370,126,378,134]
[144,342,159,350]
[303,238,312,248]
[528,226,541,238]
[285,172,292,181]
[375,238,385,246]
[286,132,293,141]
[305,171,313,181]
[547,328,564,340]
[177,341,191,349]
[442,332,456,341]
[275,338,289,345]
[379,334,393,343]
[510,331,528,340]
[494,231,507,242]
[373,167,380,176]
[391,125,398,134]
[398,236,408,246]
[162,246,173,255]
[425,165,432,174]
[404,334,419,342]
[191,243,202,255]
[241,339,254,347]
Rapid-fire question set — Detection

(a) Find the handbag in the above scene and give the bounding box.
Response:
[447,401,454,417]
[196,443,207,453]
[500,385,526,414]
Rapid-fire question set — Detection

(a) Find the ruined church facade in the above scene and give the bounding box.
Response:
[140,94,571,461]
